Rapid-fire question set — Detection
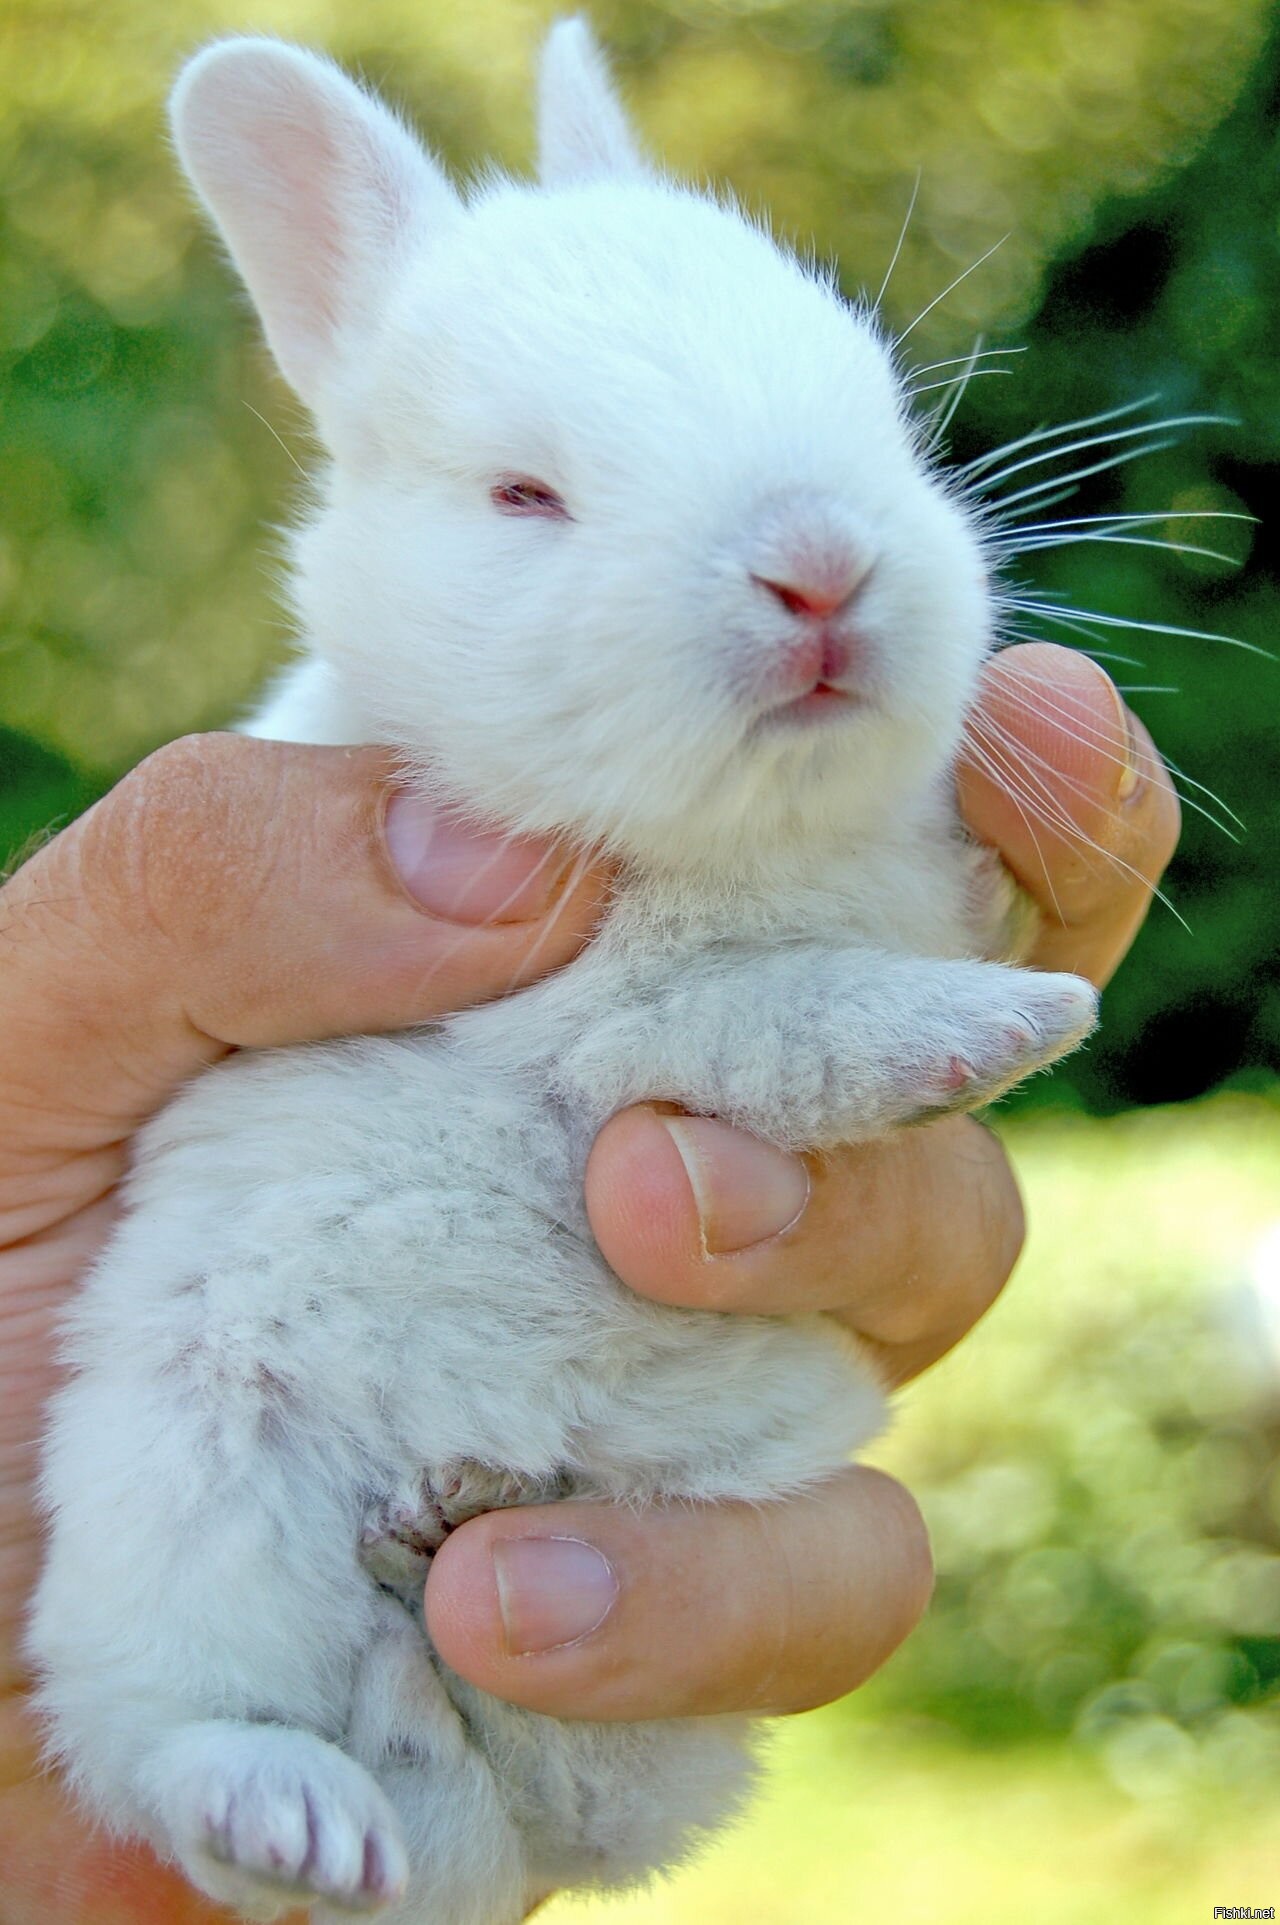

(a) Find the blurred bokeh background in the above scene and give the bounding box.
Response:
[2,0,1277,1916]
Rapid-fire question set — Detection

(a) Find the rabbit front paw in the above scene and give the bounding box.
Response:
[892,968,1098,1124]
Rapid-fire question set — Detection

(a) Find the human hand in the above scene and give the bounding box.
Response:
[424,640,1181,1719]
[0,640,1178,1921]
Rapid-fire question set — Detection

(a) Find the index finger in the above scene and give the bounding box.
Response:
[957,641,1181,986]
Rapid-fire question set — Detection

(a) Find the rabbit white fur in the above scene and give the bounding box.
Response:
[28,21,1099,1924]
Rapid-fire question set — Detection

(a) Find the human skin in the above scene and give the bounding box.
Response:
[0,641,1178,1922]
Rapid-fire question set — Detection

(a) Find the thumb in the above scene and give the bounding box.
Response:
[0,733,607,1236]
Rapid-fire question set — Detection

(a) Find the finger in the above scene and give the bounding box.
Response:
[425,1468,932,1720]
[0,734,609,1236]
[585,1107,1022,1382]
[958,641,1181,986]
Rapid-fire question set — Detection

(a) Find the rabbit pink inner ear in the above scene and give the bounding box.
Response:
[537,17,647,188]
[170,38,459,406]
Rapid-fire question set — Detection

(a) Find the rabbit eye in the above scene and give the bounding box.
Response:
[490,476,570,520]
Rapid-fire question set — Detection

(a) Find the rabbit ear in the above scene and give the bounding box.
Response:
[170,39,461,407]
[538,18,647,186]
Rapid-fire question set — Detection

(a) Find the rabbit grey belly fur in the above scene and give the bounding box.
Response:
[28,962,872,1922]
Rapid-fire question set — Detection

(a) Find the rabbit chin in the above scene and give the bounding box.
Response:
[289,491,989,874]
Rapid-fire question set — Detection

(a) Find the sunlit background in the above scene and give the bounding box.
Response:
[3,0,1278,1916]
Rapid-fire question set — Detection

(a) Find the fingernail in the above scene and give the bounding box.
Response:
[661,1115,811,1256]
[384,793,569,923]
[1104,679,1142,803]
[493,1536,619,1654]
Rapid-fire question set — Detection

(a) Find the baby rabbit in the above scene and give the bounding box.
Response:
[27,20,1097,1924]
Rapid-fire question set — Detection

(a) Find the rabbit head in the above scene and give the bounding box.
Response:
[171,20,992,871]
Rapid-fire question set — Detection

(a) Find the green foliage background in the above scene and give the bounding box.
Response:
[3,2,1279,1913]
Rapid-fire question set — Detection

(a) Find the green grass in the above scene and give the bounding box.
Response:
[546,1722,1277,1925]
[544,1098,1280,1923]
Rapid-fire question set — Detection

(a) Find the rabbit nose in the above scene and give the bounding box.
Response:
[750,572,863,621]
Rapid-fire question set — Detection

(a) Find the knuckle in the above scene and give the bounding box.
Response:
[135,728,250,780]
[120,732,263,852]
[95,733,285,955]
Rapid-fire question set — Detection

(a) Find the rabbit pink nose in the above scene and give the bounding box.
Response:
[750,571,862,621]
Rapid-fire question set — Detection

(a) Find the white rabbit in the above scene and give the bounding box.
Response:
[27,20,1098,1924]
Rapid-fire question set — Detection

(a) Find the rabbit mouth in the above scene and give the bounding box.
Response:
[761,682,873,729]
[747,618,877,725]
